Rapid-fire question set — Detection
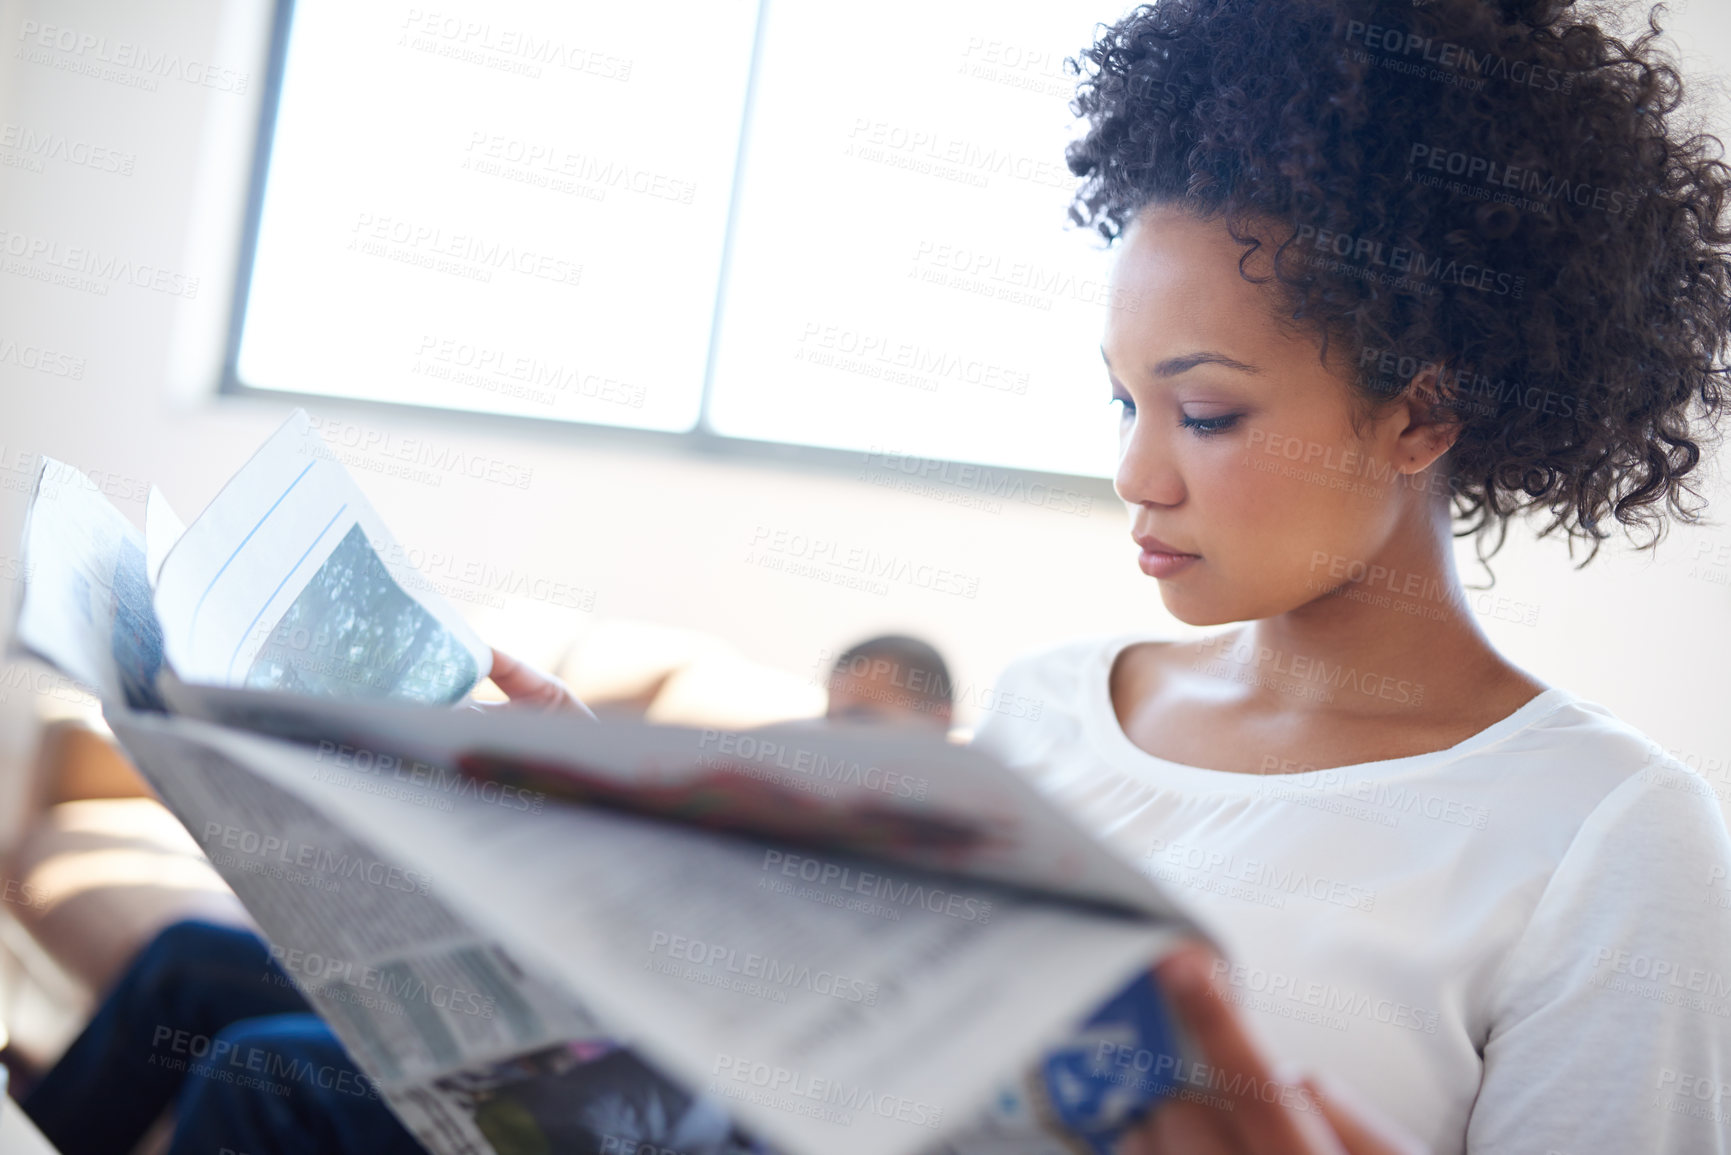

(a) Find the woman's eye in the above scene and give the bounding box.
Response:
[1178,413,1239,436]
[1110,395,1136,418]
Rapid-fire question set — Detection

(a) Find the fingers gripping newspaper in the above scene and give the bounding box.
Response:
[9,410,1209,1155]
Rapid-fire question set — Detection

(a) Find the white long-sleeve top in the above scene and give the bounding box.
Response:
[965,631,1731,1154]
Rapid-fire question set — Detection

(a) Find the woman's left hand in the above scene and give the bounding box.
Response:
[1120,942,1427,1155]
[463,647,596,720]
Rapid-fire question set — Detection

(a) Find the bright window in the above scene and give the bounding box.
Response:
[234,0,1130,477]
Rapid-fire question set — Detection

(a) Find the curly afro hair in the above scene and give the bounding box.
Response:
[1064,0,1731,572]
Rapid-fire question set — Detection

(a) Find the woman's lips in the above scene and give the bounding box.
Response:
[1138,548,1201,578]
[1132,534,1200,579]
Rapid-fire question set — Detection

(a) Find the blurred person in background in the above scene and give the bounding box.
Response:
[823,633,955,733]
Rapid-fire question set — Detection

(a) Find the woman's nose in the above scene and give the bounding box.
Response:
[1115,427,1184,508]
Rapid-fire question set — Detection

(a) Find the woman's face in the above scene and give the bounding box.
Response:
[1102,203,1454,627]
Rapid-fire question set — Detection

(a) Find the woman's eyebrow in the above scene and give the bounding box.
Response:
[1099,345,1263,378]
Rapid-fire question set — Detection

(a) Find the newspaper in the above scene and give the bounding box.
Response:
[9,412,1210,1155]
[109,708,1194,1155]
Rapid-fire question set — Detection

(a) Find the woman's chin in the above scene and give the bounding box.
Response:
[1157,589,1242,629]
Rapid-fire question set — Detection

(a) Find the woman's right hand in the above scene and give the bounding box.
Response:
[464,648,597,720]
[1120,942,1427,1155]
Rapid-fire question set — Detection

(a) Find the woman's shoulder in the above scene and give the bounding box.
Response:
[1475,689,1731,875]
[983,630,1176,701]
[1503,689,1721,803]
[1466,707,1731,1148]
[967,630,1172,769]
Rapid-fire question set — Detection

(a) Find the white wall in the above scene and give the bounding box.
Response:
[0,0,1728,798]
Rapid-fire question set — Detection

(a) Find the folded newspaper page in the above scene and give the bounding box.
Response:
[10,457,167,709]
[159,678,1199,920]
[144,484,187,587]
[8,408,492,711]
[108,707,1194,1155]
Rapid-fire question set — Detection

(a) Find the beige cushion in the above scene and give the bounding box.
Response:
[36,721,153,805]
[5,798,250,994]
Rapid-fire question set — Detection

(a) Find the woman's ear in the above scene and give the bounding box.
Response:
[1393,363,1465,475]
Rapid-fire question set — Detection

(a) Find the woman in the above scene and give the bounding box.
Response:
[967,0,1731,1150]
[29,0,1726,1152]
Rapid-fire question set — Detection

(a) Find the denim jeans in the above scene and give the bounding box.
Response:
[21,919,422,1155]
